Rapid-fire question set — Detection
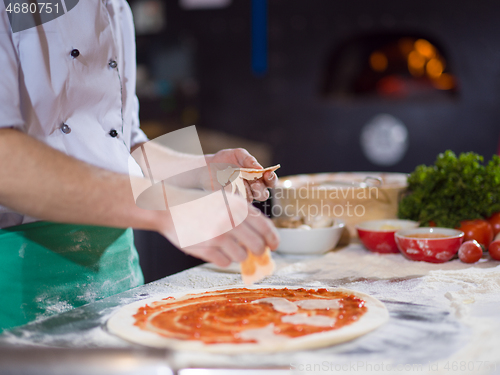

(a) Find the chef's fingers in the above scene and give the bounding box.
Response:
[242,180,254,202]
[245,206,280,250]
[230,220,266,256]
[234,148,262,169]
[263,170,277,188]
[215,236,248,263]
[248,180,270,202]
[183,246,232,267]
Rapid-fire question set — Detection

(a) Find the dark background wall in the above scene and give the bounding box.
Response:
[131,0,500,282]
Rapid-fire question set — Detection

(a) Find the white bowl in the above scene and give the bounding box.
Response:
[275,219,345,255]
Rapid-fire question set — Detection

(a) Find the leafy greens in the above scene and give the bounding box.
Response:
[398,150,500,228]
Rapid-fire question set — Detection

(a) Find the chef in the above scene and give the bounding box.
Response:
[0,0,279,332]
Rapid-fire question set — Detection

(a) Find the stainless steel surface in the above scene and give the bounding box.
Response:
[0,347,173,375]
[179,371,291,375]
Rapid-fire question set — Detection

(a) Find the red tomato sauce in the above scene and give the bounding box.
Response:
[133,288,367,344]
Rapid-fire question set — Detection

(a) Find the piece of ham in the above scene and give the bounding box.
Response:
[216,164,281,200]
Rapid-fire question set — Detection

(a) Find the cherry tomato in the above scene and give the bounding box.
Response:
[458,219,494,248]
[488,240,500,261]
[487,212,500,237]
[458,240,483,263]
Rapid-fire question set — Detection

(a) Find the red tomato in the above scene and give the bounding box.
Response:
[458,240,483,263]
[458,219,494,248]
[489,240,500,261]
[487,212,500,237]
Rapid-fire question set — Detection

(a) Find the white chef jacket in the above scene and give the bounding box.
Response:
[0,0,148,228]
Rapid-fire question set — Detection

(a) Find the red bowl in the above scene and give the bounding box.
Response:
[356,220,419,254]
[395,227,464,263]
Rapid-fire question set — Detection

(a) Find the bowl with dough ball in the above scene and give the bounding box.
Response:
[273,216,345,255]
[395,227,464,263]
[356,219,419,254]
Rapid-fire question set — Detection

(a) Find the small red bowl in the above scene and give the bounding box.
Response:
[356,220,419,254]
[395,227,464,263]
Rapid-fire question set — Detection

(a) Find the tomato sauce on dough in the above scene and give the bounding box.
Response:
[133,288,367,344]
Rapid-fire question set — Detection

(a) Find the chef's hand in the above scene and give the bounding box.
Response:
[205,148,277,202]
[163,196,280,267]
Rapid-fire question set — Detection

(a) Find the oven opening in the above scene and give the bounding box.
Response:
[321,32,459,100]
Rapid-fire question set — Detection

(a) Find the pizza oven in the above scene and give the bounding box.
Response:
[320,31,459,167]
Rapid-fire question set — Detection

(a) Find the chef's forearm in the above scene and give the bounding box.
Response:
[0,128,168,232]
[131,140,208,190]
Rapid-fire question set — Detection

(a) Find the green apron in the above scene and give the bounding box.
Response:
[0,221,144,333]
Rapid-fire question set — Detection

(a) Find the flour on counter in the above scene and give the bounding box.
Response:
[275,244,495,280]
[423,266,500,320]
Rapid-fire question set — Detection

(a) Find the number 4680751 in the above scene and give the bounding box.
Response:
[5,2,60,14]
[443,361,497,372]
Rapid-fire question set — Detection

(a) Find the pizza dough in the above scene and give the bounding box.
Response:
[107,285,388,353]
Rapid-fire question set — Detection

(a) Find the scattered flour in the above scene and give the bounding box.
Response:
[33,294,74,324]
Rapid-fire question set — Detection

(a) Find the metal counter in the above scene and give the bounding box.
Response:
[1,243,500,375]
